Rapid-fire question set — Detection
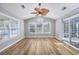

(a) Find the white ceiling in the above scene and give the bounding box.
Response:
[0,3,79,20]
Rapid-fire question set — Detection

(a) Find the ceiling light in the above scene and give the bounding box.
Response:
[62,6,67,11]
[21,5,25,9]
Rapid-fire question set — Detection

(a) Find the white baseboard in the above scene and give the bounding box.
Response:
[55,36,63,41]
[0,36,25,52]
[63,41,79,51]
[25,36,55,39]
[55,35,79,51]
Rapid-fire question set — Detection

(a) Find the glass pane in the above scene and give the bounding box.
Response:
[0,20,9,40]
[30,24,35,32]
[64,21,69,37]
[44,23,50,33]
[71,23,77,37]
[10,22,18,38]
[78,24,79,37]
[37,23,42,33]
[0,19,18,42]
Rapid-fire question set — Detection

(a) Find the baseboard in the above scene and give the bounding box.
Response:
[55,35,79,51]
[25,36,55,39]
[0,36,25,52]
[63,41,79,51]
[55,36,63,41]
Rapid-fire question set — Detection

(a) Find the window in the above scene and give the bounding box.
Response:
[9,21,18,38]
[0,19,19,41]
[64,20,78,38]
[43,23,50,33]
[63,16,79,48]
[77,24,79,37]
[71,23,77,37]
[29,23,36,33]
[64,21,69,37]
[29,22,51,34]
[37,23,42,33]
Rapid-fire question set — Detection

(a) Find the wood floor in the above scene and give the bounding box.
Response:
[0,38,79,55]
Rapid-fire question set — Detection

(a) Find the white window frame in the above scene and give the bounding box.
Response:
[63,14,79,38]
[28,22,36,34]
[28,22,51,34]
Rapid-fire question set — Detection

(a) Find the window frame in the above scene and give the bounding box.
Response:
[28,22,51,34]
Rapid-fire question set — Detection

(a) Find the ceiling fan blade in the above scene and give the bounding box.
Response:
[30,12,37,14]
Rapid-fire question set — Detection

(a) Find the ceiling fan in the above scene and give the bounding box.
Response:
[31,3,49,16]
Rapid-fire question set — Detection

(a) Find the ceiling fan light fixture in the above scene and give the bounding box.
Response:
[31,3,49,16]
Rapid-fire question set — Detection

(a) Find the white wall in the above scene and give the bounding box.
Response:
[24,16,56,38]
[19,20,24,38]
[55,18,64,40]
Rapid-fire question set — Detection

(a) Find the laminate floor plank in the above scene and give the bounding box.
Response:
[0,38,79,55]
